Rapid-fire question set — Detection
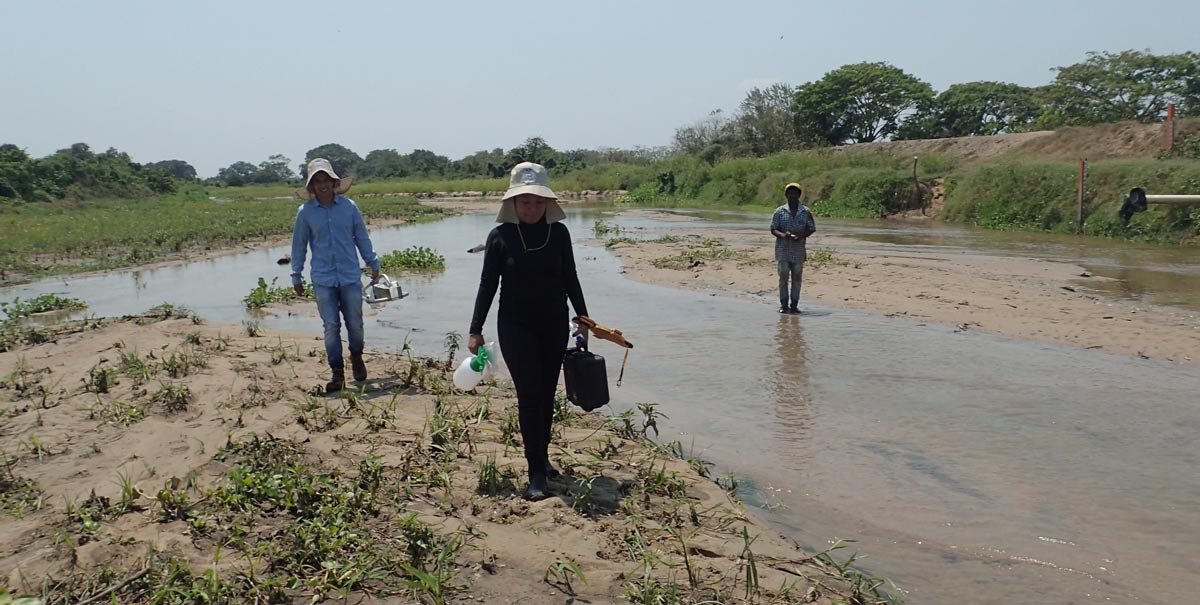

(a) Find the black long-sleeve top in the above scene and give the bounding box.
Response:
[469,219,588,335]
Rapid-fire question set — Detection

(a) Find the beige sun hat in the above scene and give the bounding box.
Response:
[496,162,566,223]
[295,158,353,199]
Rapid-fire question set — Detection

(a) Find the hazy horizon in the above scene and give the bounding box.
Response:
[5,0,1198,178]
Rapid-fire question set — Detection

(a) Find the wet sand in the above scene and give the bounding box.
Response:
[0,314,868,603]
[601,226,1200,366]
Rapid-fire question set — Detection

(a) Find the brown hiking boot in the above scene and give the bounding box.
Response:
[350,353,367,382]
[325,366,345,394]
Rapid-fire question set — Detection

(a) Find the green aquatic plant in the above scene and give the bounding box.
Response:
[379,246,446,272]
[0,294,87,319]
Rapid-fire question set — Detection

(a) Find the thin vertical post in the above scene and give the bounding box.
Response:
[1165,103,1177,150]
[912,155,920,213]
[1076,158,1086,234]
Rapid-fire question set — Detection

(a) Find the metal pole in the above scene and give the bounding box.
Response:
[1146,194,1200,204]
[912,155,920,214]
[1076,158,1086,234]
[1166,103,1177,150]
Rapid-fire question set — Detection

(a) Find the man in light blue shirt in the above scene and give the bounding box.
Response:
[291,158,380,393]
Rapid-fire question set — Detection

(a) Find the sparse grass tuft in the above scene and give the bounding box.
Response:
[150,382,191,413]
[243,276,313,309]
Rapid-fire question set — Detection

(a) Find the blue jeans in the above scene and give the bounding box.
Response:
[777,260,804,308]
[313,283,364,368]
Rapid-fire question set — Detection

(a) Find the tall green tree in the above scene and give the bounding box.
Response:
[0,144,35,200]
[504,137,559,170]
[407,149,450,176]
[302,143,362,178]
[254,154,294,184]
[730,83,805,155]
[450,148,506,178]
[216,161,258,187]
[672,110,733,158]
[897,81,1040,139]
[145,159,198,181]
[793,62,934,144]
[360,149,409,179]
[1037,49,1200,127]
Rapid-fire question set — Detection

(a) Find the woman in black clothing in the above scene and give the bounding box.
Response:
[468,162,589,501]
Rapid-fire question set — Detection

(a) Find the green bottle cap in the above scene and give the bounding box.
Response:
[469,347,489,372]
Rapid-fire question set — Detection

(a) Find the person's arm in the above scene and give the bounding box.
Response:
[468,228,504,352]
[560,224,589,319]
[290,205,309,293]
[803,207,816,238]
[351,202,381,281]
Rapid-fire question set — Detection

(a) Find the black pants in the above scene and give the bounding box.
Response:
[498,312,567,473]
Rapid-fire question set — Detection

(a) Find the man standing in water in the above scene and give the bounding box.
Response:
[769,182,816,313]
[291,158,380,393]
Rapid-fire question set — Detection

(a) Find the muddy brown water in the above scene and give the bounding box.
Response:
[4,206,1198,604]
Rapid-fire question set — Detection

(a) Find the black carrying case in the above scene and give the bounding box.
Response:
[563,346,609,411]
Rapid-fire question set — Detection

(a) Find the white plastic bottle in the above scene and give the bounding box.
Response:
[452,348,489,391]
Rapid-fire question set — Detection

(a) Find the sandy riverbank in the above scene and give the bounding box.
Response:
[0,312,877,603]
[599,225,1200,366]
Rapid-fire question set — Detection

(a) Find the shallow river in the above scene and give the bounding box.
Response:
[4,205,1197,604]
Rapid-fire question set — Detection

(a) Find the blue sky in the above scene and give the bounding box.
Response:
[5,0,1197,178]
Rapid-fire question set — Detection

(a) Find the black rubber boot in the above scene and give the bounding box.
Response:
[523,469,548,501]
[325,365,345,394]
[544,457,561,480]
[350,353,367,382]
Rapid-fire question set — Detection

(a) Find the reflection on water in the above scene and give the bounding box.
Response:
[771,316,813,450]
[2,206,1198,605]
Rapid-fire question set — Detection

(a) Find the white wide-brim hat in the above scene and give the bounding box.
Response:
[496,161,566,223]
[295,157,353,199]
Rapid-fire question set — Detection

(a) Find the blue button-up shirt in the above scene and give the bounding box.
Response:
[290,195,380,288]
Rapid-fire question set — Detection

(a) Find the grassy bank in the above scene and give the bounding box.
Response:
[603,151,955,219]
[944,158,1200,241]
[0,192,445,283]
[595,143,1199,244]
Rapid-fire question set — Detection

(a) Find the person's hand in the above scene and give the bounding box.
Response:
[789,232,800,240]
[293,284,305,296]
[370,270,380,284]
[572,321,589,345]
[467,333,484,354]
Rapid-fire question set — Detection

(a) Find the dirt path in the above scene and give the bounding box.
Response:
[601,225,1200,366]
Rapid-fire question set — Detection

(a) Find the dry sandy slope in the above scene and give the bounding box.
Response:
[835,118,1200,165]
[0,313,872,604]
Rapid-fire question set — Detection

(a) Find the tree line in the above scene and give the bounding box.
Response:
[0,143,181,202]
[3,49,1193,204]
[210,138,666,187]
[675,49,1199,161]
